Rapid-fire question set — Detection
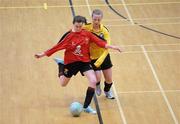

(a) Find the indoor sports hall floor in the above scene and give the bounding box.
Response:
[0,0,180,124]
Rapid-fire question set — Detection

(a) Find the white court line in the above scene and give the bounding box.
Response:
[118,90,180,94]
[112,85,127,124]
[0,1,180,9]
[120,43,180,47]
[105,22,180,27]
[103,17,180,22]
[122,1,180,6]
[120,0,134,25]
[111,49,180,54]
[116,43,180,54]
[141,45,178,124]
[85,0,92,16]
[0,6,43,9]
[85,1,127,124]
[43,3,47,10]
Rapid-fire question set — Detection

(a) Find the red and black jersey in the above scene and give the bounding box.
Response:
[45,29,106,64]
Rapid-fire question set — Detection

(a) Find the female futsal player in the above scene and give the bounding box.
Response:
[83,9,117,99]
[35,15,122,114]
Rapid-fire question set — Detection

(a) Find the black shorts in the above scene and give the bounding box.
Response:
[63,61,93,78]
[91,54,113,71]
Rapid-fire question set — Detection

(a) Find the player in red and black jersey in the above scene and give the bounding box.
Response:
[35,15,121,114]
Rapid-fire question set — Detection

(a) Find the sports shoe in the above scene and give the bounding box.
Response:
[53,57,64,77]
[96,84,102,96]
[104,90,115,99]
[54,57,64,65]
[84,106,97,114]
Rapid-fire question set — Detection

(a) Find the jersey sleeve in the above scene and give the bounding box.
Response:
[44,37,69,57]
[89,32,106,48]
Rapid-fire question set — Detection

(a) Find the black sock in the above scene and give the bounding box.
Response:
[104,82,113,92]
[58,63,64,77]
[96,81,100,86]
[83,87,95,108]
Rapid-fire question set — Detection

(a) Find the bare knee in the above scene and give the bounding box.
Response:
[83,70,98,88]
[89,78,97,88]
[60,82,67,87]
[59,76,70,87]
[91,78,97,85]
[95,71,101,82]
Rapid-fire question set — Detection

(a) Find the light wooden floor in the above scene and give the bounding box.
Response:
[0,0,180,124]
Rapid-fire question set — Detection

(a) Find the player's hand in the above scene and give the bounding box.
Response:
[34,52,45,58]
[114,46,123,52]
[106,44,123,52]
[109,45,123,52]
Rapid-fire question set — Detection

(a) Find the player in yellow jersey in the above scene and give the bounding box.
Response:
[83,9,121,99]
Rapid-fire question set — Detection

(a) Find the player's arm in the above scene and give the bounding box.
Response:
[89,32,121,52]
[94,29,111,67]
[35,38,69,59]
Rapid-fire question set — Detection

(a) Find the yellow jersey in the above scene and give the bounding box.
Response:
[83,23,111,67]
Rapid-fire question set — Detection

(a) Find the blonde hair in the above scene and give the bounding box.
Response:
[92,9,103,18]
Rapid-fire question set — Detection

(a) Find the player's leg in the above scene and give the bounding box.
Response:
[102,67,112,83]
[84,69,97,88]
[59,75,71,87]
[102,68,114,99]
[91,59,102,96]
[101,54,115,99]
[54,57,64,77]
[94,70,102,96]
[54,57,71,87]
[83,69,97,114]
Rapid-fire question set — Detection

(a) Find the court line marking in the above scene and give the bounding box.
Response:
[112,85,127,124]
[0,1,180,9]
[117,90,180,94]
[120,1,180,6]
[43,3,47,10]
[111,43,180,54]
[141,45,178,124]
[103,17,180,22]
[105,0,180,40]
[120,43,180,47]
[0,6,43,9]
[85,0,92,16]
[105,22,180,27]
[120,0,134,25]
[85,1,127,124]
[94,94,104,124]
[111,49,180,54]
